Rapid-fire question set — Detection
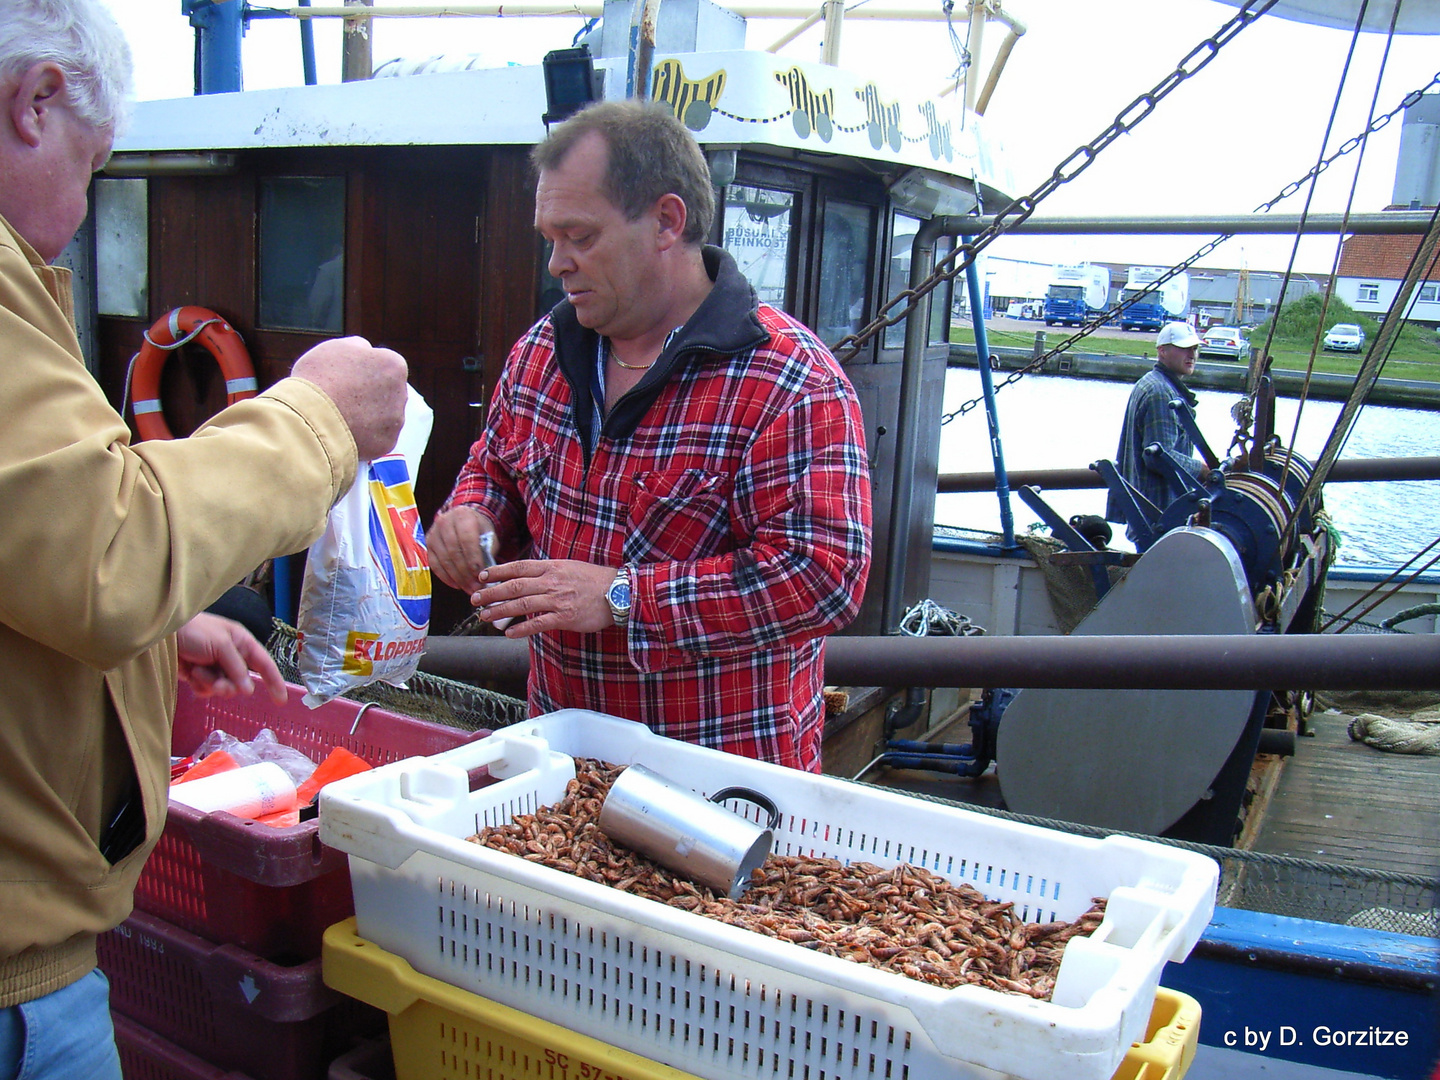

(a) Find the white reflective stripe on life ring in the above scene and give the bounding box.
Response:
[132,399,163,415]
[226,377,259,395]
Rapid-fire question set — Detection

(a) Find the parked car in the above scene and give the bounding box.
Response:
[1198,326,1252,362]
[1323,323,1366,352]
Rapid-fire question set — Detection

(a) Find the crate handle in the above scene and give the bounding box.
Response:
[709,786,780,829]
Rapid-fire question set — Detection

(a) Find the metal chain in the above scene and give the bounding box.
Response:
[1255,69,1440,215]
[833,0,1278,364]
[939,62,1440,427]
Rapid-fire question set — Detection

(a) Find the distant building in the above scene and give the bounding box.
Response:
[1333,226,1440,326]
[1332,92,1440,327]
[1392,91,1440,209]
[957,255,1321,326]
[1187,269,1321,327]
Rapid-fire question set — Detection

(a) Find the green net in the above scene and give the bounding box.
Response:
[268,621,527,734]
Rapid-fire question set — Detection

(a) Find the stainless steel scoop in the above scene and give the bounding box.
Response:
[597,763,780,899]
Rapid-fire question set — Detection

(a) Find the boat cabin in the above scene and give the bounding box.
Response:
[77,0,1012,631]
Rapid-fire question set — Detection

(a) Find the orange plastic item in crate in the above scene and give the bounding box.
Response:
[137,681,484,961]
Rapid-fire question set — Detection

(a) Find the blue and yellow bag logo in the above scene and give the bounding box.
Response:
[367,457,431,630]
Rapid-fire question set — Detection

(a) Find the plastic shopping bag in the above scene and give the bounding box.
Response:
[297,385,433,707]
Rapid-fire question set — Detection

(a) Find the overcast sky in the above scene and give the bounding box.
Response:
[112,0,1438,275]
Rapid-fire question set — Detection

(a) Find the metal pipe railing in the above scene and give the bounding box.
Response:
[937,456,1440,493]
[418,631,1440,690]
[278,4,974,20]
[948,212,1437,235]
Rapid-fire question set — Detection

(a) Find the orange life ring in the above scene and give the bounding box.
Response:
[129,306,258,441]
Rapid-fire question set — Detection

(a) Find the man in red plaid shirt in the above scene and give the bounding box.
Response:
[429,101,871,772]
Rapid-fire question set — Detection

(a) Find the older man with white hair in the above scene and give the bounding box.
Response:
[0,2,408,1073]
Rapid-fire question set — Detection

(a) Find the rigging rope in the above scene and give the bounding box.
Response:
[1251,0,1381,392]
[1288,200,1440,529]
[938,61,1440,426]
[1268,0,1399,562]
[1321,536,1440,633]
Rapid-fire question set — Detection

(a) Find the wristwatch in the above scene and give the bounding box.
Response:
[606,566,632,627]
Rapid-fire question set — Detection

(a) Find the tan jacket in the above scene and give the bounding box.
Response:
[0,214,357,1006]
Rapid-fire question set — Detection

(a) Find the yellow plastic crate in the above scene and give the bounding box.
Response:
[323,919,1201,1080]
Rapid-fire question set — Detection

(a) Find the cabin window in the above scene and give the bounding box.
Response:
[882,215,953,349]
[882,214,922,349]
[1357,282,1380,303]
[258,177,345,333]
[815,199,873,348]
[94,178,148,318]
[722,185,793,311]
[1418,283,1438,303]
[930,237,954,344]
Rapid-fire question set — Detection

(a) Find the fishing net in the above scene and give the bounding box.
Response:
[267,621,527,733]
[872,786,1438,936]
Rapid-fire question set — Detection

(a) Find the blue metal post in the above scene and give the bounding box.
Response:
[272,554,294,626]
[964,259,1015,548]
[185,0,245,95]
[298,0,317,85]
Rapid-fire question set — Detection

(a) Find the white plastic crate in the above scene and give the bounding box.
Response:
[319,710,1218,1080]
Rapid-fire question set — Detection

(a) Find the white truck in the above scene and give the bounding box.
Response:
[1043,264,1111,326]
[1118,267,1189,332]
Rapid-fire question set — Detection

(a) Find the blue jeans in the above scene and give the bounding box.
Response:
[0,970,122,1080]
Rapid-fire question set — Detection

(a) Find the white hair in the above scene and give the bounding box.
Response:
[0,0,133,133]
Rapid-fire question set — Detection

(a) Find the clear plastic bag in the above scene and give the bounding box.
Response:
[298,385,434,707]
[192,727,319,788]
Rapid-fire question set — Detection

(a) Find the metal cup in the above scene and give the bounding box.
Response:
[597,764,779,899]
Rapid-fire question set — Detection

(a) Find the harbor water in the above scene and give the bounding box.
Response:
[936,369,1440,567]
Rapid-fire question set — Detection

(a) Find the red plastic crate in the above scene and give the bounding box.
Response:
[137,681,484,960]
[113,1012,256,1080]
[100,910,384,1080]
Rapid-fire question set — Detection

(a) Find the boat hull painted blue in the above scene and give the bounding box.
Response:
[1161,907,1439,1079]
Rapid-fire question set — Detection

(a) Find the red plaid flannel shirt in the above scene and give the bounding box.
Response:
[442,250,871,771]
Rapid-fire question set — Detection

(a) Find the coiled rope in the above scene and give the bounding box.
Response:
[1348,711,1440,755]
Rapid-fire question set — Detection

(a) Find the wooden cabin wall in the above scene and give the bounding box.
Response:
[350,151,485,632]
[94,145,543,634]
[92,140,947,641]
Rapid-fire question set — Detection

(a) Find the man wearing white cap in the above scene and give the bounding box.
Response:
[1105,322,1216,541]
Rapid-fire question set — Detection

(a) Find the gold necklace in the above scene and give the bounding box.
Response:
[611,354,655,370]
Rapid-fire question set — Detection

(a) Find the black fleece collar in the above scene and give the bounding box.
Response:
[551,246,770,455]
[1152,362,1198,409]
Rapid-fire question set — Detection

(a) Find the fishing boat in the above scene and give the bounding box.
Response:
[73,0,1438,1076]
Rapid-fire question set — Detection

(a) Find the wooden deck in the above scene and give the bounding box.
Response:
[1249,706,1440,881]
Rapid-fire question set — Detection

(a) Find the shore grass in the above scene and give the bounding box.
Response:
[951,323,1440,383]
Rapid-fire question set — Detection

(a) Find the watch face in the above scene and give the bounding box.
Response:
[609,579,632,609]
